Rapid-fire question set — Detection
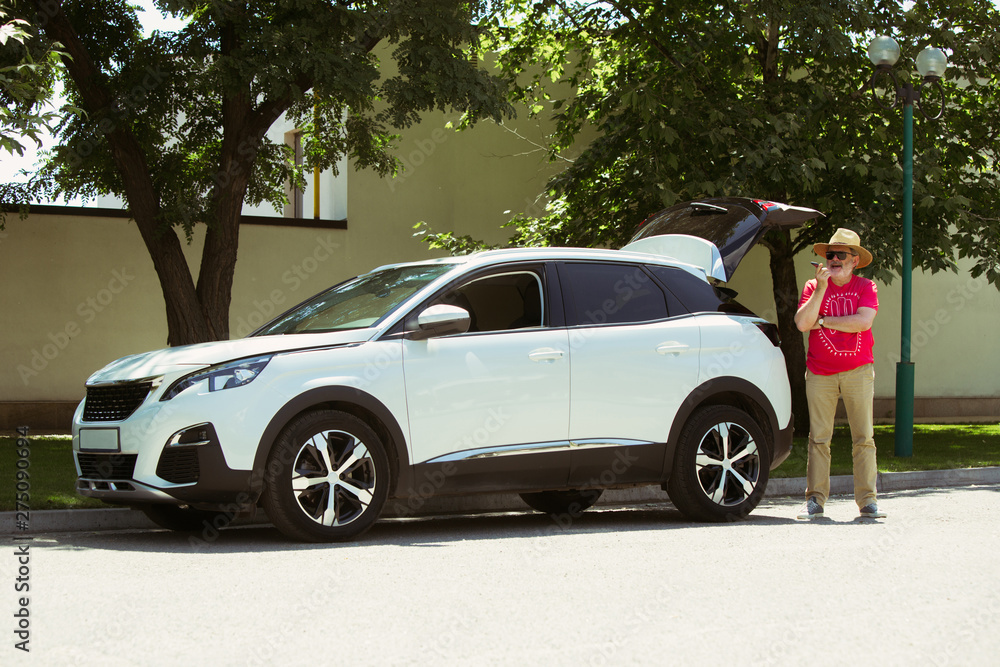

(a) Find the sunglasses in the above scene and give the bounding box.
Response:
[825,251,856,261]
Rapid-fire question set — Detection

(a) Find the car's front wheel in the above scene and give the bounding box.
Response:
[262,410,389,542]
[667,405,769,522]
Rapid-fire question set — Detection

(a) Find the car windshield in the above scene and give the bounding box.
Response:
[252,263,456,336]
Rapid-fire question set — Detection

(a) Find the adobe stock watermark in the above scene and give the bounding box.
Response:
[186,466,270,551]
[886,274,989,364]
[232,233,341,337]
[588,583,673,666]
[545,450,639,533]
[243,562,349,666]
[16,267,135,385]
[184,426,311,550]
[356,343,403,390]
[926,594,1000,666]
[391,407,510,517]
[520,447,640,564]
[186,488,260,550]
[61,63,169,168]
[564,265,654,353]
[12,425,33,653]
[388,116,462,192]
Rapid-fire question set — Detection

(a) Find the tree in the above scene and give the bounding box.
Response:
[422,0,1000,435]
[1,0,512,346]
[0,4,66,155]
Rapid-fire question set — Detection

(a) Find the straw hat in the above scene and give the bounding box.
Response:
[813,228,872,268]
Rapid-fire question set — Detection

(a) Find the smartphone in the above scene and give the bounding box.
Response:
[810,261,822,267]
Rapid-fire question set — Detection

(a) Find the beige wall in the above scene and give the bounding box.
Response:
[2,213,170,401]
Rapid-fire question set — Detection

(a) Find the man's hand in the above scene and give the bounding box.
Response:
[795,264,829,332]
[815,262,830,289]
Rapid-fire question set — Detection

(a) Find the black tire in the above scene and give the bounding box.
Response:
[519,489,603,515]
[262,409,389,542]
[667,405,770,522]
[138,503,235,532]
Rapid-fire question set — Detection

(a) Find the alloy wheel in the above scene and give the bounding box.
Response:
[695,421,761,507]
[291,429,377,526]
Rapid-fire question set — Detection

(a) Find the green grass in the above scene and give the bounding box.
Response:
[0,436,106,511]
[773,423,1000,478]
[1,425,998,511]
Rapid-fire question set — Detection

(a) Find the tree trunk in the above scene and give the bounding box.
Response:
[196,138,252,343]
[130,203,214,348]
[765,229,810,437]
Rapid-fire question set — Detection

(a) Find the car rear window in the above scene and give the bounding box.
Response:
[630,201,757,247]
[558,263,669,326]
[648,265,757,315]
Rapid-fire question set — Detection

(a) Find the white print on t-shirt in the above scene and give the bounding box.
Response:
[827,295,855,318]
[818,287,863,357]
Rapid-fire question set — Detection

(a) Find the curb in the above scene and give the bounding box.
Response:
[4,466,999,536]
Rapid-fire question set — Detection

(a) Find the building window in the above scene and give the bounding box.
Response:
[289,130,305,218]
[282,127,347,222]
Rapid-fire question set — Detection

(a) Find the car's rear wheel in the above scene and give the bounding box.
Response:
[138,503,234,533]
[519,489,603,515]
[667,405,769,522]
[262,410,389,542]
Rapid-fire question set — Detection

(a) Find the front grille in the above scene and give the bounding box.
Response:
[78,453,138,480]
[83,382,153,421]
[156,448,200,484]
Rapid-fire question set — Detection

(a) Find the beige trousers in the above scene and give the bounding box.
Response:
[804,363,877,508]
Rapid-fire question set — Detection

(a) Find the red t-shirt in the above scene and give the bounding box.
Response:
[799,274,879,375]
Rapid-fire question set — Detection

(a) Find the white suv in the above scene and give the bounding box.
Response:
[72,198,820,541]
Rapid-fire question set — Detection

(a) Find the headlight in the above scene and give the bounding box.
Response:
[160,355,272,401]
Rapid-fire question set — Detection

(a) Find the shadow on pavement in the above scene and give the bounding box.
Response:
[24,501,802,554]
[32,483,992,554]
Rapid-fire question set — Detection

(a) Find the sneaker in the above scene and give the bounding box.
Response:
[797,497,824,520]
[859,503,886,518]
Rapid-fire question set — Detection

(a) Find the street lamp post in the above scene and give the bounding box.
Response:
[866,36,948,458]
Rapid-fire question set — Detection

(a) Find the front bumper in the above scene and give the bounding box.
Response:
[76,476,180,504]
[71,383,272,511]
[73,437,257,511]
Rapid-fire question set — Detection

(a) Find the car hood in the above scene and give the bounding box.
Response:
[85,329,376,385]
[622,197,822,282]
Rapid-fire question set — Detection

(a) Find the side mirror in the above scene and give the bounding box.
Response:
[406,304,471,340]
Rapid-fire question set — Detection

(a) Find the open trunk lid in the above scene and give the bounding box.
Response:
[622,198,823,282]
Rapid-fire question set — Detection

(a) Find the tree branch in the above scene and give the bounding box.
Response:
[601,0,684,70]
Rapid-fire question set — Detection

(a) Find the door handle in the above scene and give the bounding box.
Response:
[529,348,565,362]
[656,342,689,356]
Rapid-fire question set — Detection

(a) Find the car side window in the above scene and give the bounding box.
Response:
[559,263,669,326]
[647,265,724,315]
[433,271,544,333]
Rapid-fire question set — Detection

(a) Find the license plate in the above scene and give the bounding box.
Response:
[79,428,120,452]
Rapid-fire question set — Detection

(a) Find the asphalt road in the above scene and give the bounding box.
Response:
[5,485,999,666]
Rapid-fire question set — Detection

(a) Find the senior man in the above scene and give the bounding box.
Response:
[793,228,884,520]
